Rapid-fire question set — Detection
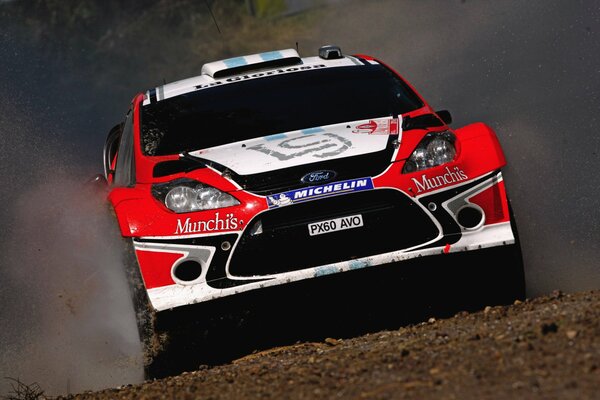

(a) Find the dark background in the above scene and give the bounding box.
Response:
[0,0,598,395]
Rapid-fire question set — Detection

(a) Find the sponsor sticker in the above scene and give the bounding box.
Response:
[353,117,401,135]
[174,212,243,235]
[195,64,327,90]
[267,177,374,208]
[411,166,468,194]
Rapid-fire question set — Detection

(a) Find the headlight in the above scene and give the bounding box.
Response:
[152,178,240,213]
[402,131,456,173]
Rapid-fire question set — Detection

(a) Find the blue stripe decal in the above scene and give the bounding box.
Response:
[264,133,287,141]
[259,51,283,61]
[349,260,369,270]
[301,127,325,134]
[223,57,248,68]
[314,265,338,277]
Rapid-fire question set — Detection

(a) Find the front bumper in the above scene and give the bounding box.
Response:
[133,170,515,312]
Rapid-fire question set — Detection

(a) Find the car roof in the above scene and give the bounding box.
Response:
[142,47,378,106]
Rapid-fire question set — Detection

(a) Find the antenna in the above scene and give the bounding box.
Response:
[296,41,299,52]
[205,0,222,34]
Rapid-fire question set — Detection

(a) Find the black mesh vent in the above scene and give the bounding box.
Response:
[228,189,439,276]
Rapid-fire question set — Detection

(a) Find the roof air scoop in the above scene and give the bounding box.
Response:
[318,45,343,60]
[202,49,302,79]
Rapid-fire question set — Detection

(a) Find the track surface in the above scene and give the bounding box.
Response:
[64,290,600,400]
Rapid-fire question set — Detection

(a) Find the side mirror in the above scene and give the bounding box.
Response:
[436,110,452,125]
[103,122,124,180]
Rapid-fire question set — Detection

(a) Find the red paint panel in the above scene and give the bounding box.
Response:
[135,249,182,289]
[109,182,266,237]
[376,122,507,197]
[469,180,509,225]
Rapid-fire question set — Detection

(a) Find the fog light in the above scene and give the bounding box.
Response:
[172,260,202,282]
[457,205,485,230]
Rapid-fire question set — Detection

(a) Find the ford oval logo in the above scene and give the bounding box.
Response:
[301,170,337,184]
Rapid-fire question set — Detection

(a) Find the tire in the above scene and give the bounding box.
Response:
[455,202,526,310]
[121,237,233,379]
[504,201,526,301]
[120,238,170,380]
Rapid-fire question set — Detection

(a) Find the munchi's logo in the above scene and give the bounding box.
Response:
[412,166,468,193]
[175,212,242,235]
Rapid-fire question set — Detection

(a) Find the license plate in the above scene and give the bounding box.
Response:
[308,214,364,236]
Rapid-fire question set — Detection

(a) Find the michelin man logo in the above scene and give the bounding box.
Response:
[268,193,292,207]
[247,133,351,161]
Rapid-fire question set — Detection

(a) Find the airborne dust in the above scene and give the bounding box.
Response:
[0,33,143,396]
[1,0,600,396]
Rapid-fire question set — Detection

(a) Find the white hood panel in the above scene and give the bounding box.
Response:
[190,117,402,175]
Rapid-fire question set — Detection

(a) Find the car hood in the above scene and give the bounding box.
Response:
[189,117,401,176]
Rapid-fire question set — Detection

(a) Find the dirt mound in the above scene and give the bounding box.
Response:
[64,289,600,399]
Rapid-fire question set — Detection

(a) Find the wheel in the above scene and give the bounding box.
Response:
[503,200,526,301]
[120,238,170,380]
[121,237,247,379]
[455,201,526,310]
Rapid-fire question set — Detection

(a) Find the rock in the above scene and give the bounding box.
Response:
[566,330,578,340]
[551,290,564,299]
[541,322,558,335]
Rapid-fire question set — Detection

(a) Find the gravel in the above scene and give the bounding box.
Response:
[64,289,600,400]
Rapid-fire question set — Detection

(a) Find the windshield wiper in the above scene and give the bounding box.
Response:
[179,151,232,176]
[153,151,233,178]
[179,150,208,167]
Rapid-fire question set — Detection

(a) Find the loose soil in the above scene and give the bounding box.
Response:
[64,290,600,400]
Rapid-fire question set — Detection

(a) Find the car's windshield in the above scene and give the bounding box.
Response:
[140,64,424,156]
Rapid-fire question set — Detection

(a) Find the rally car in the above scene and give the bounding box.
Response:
[101,45,525,376]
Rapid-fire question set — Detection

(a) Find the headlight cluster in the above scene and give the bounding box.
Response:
[152,178,239,213]
[402,131,457,173]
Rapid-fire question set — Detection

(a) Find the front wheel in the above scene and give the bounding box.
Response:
[453,208,526,311]
[120,238,169,379]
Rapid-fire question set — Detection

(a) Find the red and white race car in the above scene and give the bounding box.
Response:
[101,45,524,375]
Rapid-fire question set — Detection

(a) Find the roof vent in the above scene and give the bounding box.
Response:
[201,49,302,79]
[318,45,343,60]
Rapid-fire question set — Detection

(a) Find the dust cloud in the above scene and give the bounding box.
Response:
[0,54,143,398]
[0,174,144,396]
